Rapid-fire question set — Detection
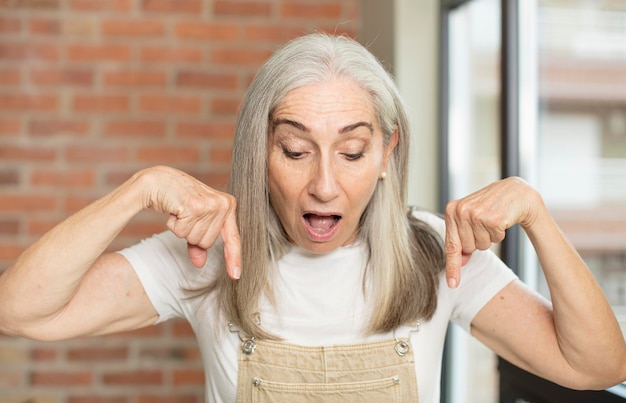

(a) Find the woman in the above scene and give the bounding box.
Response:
[0,34,624,402]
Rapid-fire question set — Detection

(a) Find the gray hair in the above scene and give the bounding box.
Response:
[216,33,443,338]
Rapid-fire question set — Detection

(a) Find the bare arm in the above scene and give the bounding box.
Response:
[445,177,626,390]
[0,166,241,341]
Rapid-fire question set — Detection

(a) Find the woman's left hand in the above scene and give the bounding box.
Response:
[443,176,541,288]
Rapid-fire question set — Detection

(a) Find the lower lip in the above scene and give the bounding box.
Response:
[302,216,340,242]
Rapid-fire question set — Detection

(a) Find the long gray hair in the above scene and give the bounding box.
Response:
[212,33,444,338]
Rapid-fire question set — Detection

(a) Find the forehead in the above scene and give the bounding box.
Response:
[272,78,377,125]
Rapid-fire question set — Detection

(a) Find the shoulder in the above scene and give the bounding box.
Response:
[118,231,224,288]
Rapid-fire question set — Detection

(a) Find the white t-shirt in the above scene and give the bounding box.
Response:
[118,211,517,403]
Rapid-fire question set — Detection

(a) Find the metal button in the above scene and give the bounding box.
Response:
[394,340,410,356]
[242,338,256,355]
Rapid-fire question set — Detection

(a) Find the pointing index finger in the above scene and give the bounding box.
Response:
[444,209,462,288]
[221,206,242,280]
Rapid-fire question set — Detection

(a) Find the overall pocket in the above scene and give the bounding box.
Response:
[250,374,403,403]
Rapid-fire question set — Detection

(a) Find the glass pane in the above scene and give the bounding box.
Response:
[446,0,501,401]
[533,0,626,340]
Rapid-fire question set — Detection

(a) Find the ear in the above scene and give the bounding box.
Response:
[382,126,399,169]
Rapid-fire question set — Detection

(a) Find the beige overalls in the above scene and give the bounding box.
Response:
[233,323,420,402]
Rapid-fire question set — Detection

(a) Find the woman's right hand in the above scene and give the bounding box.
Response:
[139,166,242,279]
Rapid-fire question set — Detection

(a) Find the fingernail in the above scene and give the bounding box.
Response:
[232,267,241,280]
[447,277,457,288]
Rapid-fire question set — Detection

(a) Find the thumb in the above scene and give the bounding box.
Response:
[187,243,208,268]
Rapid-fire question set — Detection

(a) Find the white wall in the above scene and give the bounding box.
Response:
[395,0,440,210]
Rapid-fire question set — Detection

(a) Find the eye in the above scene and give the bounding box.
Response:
[342,145,366,161]
[343,152,364,161]
[281,145,306,160]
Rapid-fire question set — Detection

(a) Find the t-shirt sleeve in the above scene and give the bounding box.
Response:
[411,209,518,333]
[448,249,517,332]
[117,231,221,323]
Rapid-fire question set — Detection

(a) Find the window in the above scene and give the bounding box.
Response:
[441,0,626,401]
[529,0,626,342]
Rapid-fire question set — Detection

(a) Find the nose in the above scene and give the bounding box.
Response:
[307,155,339,202]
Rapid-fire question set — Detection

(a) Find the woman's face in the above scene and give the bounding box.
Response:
[268,78,397,253]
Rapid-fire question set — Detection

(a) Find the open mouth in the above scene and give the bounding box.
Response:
[303,213,341,233]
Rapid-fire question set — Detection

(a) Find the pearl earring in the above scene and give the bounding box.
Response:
[379,172,387,180]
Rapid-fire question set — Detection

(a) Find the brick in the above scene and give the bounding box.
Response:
[139,95,201,114]
[140,46,203,63]
[102,370,162,385]
[67,44,130,62]
[141,0,201,14]
[66,145,129,163]
[210,47,272,66]
[244,25,305,43]
[176,72,237,90]
[213,0,271,17]
[104,170,138,187]
[0,68,21,85]
[118,220,166,237]
[63,195,96,213]
[0,93,58,112]
[67,346,128,361]
[102,20,165,37]
[30,68,94,86]
[0,0,60,10]
[0,42,58,60]
[0,170,20,185]
[104,120,166,138]
[29,119,90,136]
[0,118,21,135]
[209,146,232,164]
[30,170,95,188]
[72,95,129,113]
[27,219,57,236]
[0,194,57,212]
[179,171,230,190]
[211,97,240,115]
[31,371,93,386]
[106,323,162,338]
[280,2,342,18]
[0,145,56,161]
[139,346,200,361]
[29,18,61,35]
[137,146,199,163]
[69,0,131,11]
[31,348,58,361]
[173,369,204,385]
[0,244,25,260]
[0,218,19,235]
[0,17,21,34]
[176,122,234,139]
[103,70,166,87]
[137,395,200,403]
[175,22,238,41]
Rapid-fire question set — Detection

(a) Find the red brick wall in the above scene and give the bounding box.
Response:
[0,1,361,401]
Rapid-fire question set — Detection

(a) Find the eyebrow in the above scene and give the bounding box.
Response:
[271,118,374,135]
